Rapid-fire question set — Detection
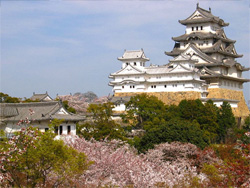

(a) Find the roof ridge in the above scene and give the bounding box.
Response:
[1,101,58,107]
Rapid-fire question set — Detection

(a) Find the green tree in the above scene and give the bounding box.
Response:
[62,100,76,114]
[0,92,20,103]
[178,99,205,122]
[243,114,250,131]
[22,98,40,103]
[123,94,166,128]
[135,118,210,153]
[77,102,126,141]
[217,101,236,143]
[0,126,91,187]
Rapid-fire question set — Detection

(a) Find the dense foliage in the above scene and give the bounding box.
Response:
[77,102,126,141]
[0,92,20,103]
[122,94,237,152]
[61,100,76,114]
[0,125,91,187]
[1,93,249,187]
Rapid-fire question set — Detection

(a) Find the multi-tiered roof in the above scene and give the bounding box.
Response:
[165,4,249,86]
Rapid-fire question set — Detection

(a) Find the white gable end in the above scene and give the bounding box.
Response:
[56,107,69,115]
[169,64,190,73]
[190,11,204,19]
[44,96,52,101]
[184,47,212,64]
[115,65,144,75]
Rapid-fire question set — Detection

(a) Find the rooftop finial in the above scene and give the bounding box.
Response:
[197,2,199,8]
[209,7,211,12]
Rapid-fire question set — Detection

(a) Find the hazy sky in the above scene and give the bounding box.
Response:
[1,0,249,102]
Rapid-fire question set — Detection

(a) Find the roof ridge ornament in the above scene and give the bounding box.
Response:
[196,2,199,9]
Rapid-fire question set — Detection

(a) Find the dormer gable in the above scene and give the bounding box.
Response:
[111,64,145,76]
[180,43,221,65]
[55,107,69,115]
[179,4,229,27]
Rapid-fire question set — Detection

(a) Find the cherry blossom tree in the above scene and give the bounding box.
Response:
[0,118,90,187]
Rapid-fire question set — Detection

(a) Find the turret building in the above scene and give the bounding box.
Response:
[109,4,250,124]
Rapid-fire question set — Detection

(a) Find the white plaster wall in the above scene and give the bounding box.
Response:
[228,67,238,77]
[113,104,126,112]
[210,67,221,74]
[213,101,238,108]
[3,122,77,137]
[122,61,146,69]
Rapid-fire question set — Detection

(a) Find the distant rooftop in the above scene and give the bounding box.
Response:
[30,92,53,102]
[118,49,150,61]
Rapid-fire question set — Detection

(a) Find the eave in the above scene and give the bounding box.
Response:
[172,32,235,43]
[201,75,250,82]
[179,18,229,27]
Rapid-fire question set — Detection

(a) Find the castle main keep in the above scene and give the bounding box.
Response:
[109,4,249,124]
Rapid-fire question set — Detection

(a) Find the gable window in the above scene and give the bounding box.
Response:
[134,62,136,66]
[126,62,129,65]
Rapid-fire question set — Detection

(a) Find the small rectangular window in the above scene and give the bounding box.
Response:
[201,26,203,30]
[54,126,58,134]
[192,27,194,31]
[59,126,63,135]
[134,62,136,66]
[196,26,198,30]
[45,128,49,132]
[67,125,71,135]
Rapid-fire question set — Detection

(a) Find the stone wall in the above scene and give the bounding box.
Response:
[114,89,250,120]
[207,88,250,119]
[114,91,201,106]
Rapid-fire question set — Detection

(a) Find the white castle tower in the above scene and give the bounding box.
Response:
[165,4,249,122]
[109,4,250,124]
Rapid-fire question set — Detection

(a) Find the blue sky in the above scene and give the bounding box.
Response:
[1,0,249,102]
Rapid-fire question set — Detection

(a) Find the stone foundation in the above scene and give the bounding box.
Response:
[114,89,250,120]
[207,88,249,119]
[114,91,201,106]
